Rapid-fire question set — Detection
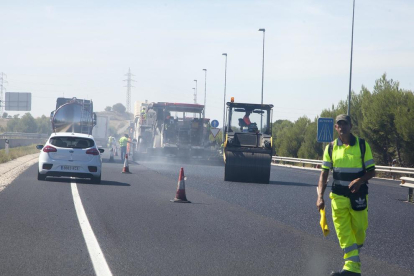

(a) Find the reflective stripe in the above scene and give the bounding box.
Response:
[357,244,363,249]
[365,159,375,167]
[345,255,361,262]
[333,180,351,186]
[323,161,332,168]
[333,167,363,173]
[343,243,358,254]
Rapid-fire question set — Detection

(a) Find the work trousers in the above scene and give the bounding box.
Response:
[330,192,368,274]
[120,146,127,162]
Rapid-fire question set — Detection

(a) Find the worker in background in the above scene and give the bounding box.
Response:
[316,114,376,276]
[107,136,115,149]
[141,108,146,120]
[119,134,130,162]
[243,111,252,126]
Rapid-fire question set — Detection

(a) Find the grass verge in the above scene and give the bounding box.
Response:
[0,144,39,164]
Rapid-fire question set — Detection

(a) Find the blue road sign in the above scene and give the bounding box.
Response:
[211,120,219,128]
[317,118,334,143]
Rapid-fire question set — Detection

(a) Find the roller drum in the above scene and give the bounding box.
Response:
[224,150,271,184]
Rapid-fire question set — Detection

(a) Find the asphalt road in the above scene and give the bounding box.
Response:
[0,153,412,276]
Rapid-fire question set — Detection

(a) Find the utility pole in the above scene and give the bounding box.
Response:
[222,53,228,144]
[347,0,356,116]
[0,73,7,117]
[123,68,136,114]
[202,69,207,119]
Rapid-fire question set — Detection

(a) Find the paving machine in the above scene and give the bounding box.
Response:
[133,101,156,154]
[134,102,211,158]
[223,100,274,184]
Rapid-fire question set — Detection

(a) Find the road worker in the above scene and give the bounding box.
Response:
[107,136,115,149]
[119,134,130,162]
[243,110,252,126]
[316,114,376,276]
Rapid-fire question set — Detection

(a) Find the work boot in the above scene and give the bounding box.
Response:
[330,270,361,276]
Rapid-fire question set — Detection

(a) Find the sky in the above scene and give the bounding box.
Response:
[0,0,413,126]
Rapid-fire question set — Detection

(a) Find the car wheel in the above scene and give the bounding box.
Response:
[91,174,101,184]
[38,171,46,181]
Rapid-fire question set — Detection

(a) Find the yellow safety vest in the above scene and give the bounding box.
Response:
[322,134,375,187]
[119,137,128,147]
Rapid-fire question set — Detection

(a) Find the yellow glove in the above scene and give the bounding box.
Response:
[319,208,330,237]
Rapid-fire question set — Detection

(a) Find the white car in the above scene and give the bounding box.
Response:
[37,133,104,183]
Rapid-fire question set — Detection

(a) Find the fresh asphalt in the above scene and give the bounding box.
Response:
[0,152,412,276]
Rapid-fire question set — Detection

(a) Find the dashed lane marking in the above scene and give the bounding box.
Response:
[71,182,113,276]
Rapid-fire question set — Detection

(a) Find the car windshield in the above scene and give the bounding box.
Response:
[49,137,95,149]
[229,108,270,135]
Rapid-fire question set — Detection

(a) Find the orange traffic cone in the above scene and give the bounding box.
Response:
[122,154,131,174]
[171,167,191,203]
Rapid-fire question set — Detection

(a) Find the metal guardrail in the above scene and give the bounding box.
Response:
[0,132,49,139]
[272,156,414,175]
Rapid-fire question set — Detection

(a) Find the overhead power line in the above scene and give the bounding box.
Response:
[123,68,136,113]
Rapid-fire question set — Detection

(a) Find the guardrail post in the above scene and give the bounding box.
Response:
[408,188,413,203]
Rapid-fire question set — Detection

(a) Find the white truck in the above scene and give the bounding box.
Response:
[92,115,110,148]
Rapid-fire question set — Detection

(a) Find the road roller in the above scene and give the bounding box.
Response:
[223,99,274,184]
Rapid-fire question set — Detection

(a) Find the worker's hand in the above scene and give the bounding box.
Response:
[316,197,325,211]
[349,178,362,193]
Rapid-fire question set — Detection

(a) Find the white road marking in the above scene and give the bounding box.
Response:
[71,182,113,276]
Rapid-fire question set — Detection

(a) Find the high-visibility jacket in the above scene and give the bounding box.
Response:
[322,134,375,274]
[322,134,375,190]
[119,137,128,147]
[243,115,251,125]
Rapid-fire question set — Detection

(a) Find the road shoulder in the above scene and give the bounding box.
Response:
[0,153,39,193]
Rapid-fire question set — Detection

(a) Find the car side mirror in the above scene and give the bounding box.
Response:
[98,148,105,154]
[36,145,43,150]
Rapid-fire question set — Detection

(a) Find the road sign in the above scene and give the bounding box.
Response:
[317,118,334,143]
[210,128,220,138]
[211,120,219,128]
[5,92,31,111]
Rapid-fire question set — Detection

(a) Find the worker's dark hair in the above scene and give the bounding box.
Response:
[125,134,129,138]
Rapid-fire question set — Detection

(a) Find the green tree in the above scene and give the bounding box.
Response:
[16,113,38,133]
[112,103,126,114]
[393,88,414,166]
[6,117,20,132]
[297,120,323,159]
[105,106,112,112]
[275,117,310,157]
[36,115,52,135]
[359,74,403,165]
[2,112,8,118]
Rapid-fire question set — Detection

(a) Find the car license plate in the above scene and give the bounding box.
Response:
[61,165,80,171]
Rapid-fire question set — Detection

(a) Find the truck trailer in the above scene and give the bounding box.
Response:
[50,97,96,134]
[92,115,110,148]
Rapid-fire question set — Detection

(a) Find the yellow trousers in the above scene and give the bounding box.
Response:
[330,192,368,273]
